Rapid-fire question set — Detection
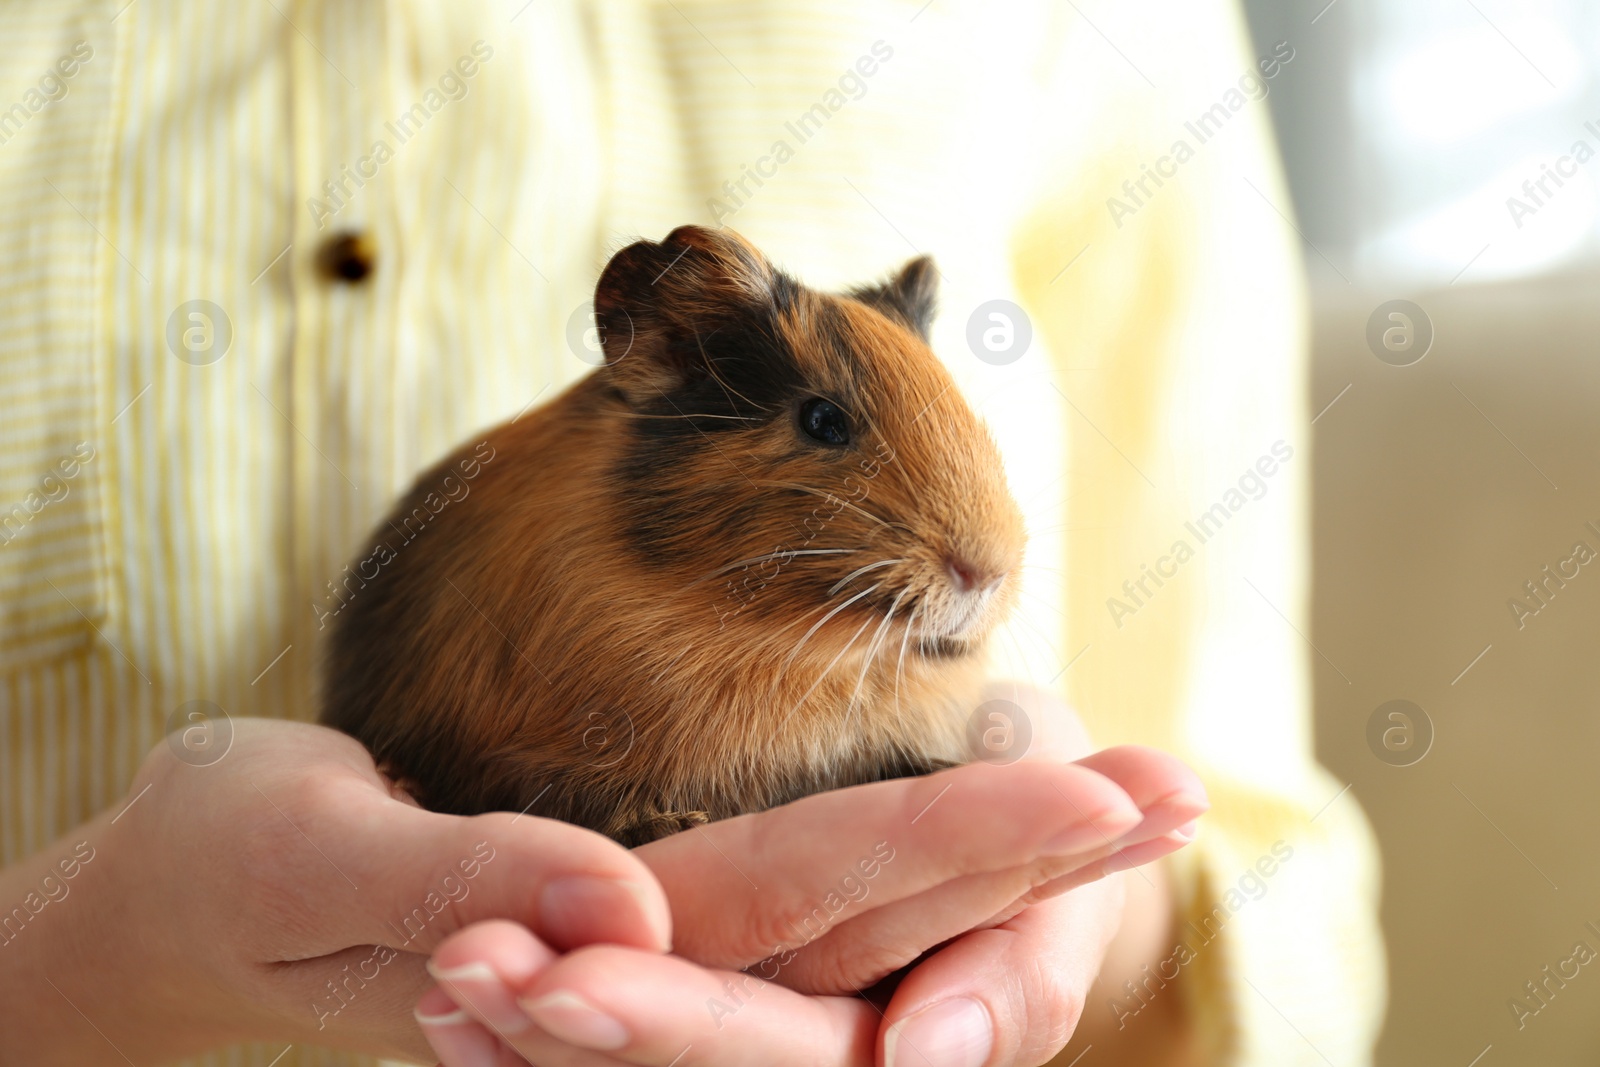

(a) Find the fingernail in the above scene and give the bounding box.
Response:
[540,876,669,951]
[416,1005,500,1067]
[1116,804,1206,848]
[519,990,630,1051]
[414,1005,472,1026]
[426,960,532,1035]
[1043,805,1140,854]
[884,997,993,1067]
[1156,786,1209,818]
[1173,819,1199,841]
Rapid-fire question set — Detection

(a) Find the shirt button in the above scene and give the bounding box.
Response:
[316,231,377,283]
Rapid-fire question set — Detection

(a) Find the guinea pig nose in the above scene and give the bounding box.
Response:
[945,557,990,594]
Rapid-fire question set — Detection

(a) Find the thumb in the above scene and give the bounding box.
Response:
[267,765,671,958]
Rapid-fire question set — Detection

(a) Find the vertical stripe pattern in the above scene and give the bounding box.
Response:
[0,2,1383,1065]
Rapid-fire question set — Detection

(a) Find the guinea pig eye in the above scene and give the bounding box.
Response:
[799,398,851,446]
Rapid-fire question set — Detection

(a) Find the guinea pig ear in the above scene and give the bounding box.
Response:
[592,225,775,401]
[850,255,939,341]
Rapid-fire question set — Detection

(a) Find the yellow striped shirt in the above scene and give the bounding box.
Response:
[0,1,1382,1064]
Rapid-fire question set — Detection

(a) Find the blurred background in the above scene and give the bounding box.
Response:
[1242,1,1600,1063]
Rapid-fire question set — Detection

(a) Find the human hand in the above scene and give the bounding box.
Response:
[0,717,672,1065]
[416,689,1204,1067]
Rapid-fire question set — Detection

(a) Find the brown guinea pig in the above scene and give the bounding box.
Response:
[320,225,1026,846]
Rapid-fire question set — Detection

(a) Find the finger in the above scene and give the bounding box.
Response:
[424,988,637,1067]
[253,943,435,1060]
[427,921,679,1067]
[741,748,1203,993]
[970,823,1197,937]
[257,755,672,956]
[425,941,876,1067]
[506,945,876,1067]
[772,865,1041,995]
[1016,822,1199,905]
[997,746,1205,910]
[1067,746,1207,840]
[417,986,529,1067]
[1004,756,1206,909]
[961,748,1205,935]
[420,987,646,1067]
[427,920,559,1038]
[773,808,1196,996]
[879,880,1123,1067]
[637,760,1142,969]
[1106,823,1198,872]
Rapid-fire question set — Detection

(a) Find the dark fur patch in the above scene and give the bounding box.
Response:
[614,314,805,550]
[849,255,939,340]
[610,269,870,563]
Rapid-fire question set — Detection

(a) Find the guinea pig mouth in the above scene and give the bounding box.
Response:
[917,635,973,659]
[928,583,1002,639]
[898,584,1005,659]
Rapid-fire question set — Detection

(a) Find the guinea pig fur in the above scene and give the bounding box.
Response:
[321,225,1026,846]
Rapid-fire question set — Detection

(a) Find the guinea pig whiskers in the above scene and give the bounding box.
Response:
[780,612,877,729]
[759,586,862,642]
[894,601,921,720]
[843,587,907,734]
[777,581,884,678]
[757,481,895,530]
[685,546,860,589]
[828,558,907,597]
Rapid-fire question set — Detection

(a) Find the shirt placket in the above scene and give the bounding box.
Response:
[284,0,404,657]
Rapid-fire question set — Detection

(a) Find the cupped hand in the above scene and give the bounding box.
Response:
[418,688,1205,1067]
[0,717,671,1065]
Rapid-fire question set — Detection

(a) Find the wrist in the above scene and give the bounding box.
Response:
[0,789,244,1064]
[0,807,131,1065]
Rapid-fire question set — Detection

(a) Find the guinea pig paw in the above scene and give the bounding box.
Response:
[619,808,713,846]
[373,762,423,808]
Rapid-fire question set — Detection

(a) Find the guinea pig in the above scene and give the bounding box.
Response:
[320,225,1026,846]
